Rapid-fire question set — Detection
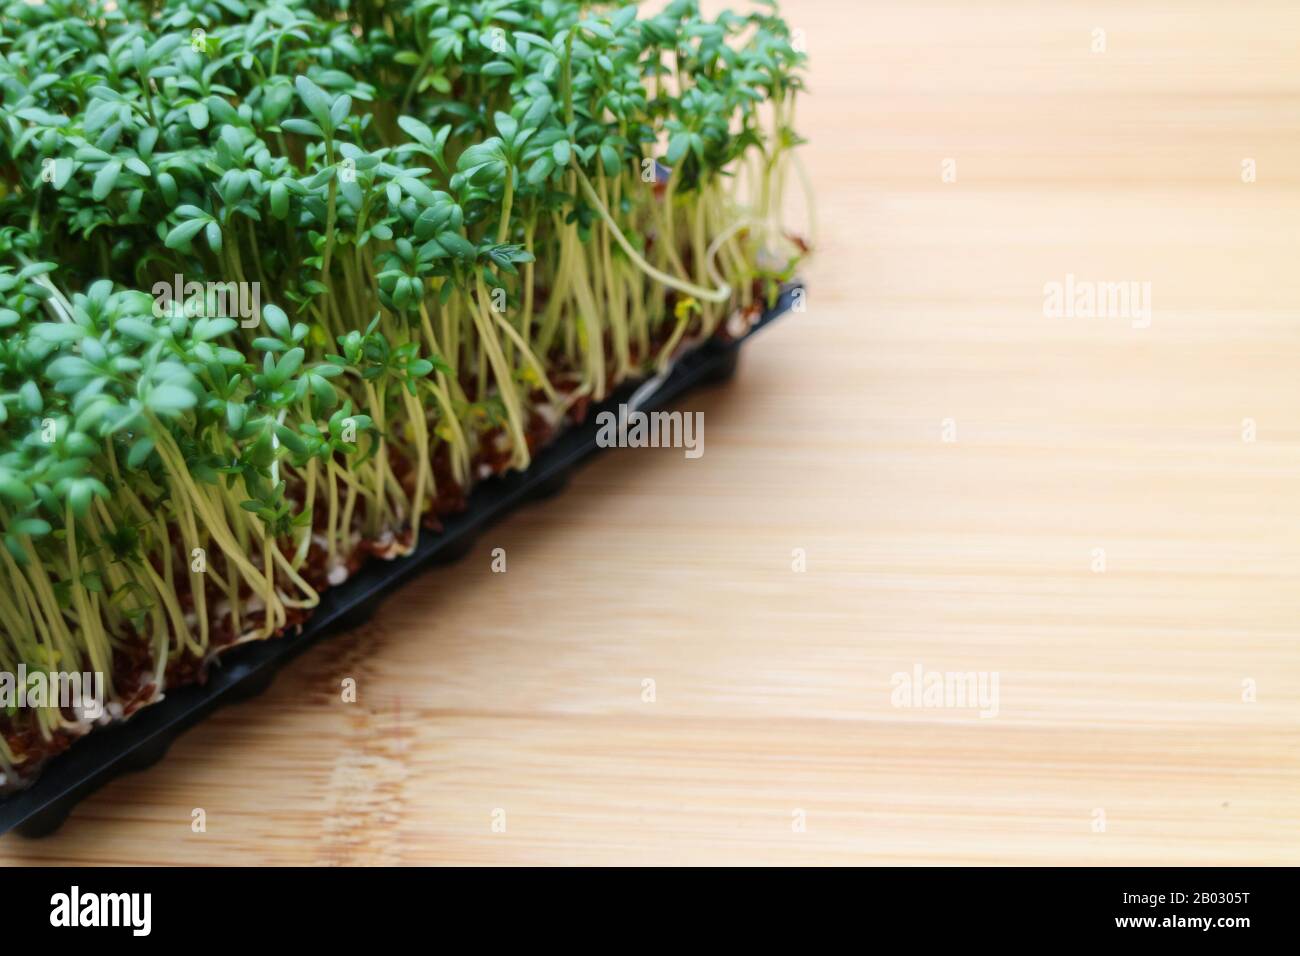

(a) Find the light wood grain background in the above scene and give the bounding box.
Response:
[5,0,1299,865]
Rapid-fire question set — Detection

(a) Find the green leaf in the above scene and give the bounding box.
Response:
[157,171,178,205]
[397,115,435,149]
[49,157,74,190]
[582,20,615,42]
[329,94,352,129]
[127,437,155,468]
[12,518,51,537]
[269,181,289,219]
[92,159,122,200]
[527,156,554,184]
[277,347,304,380]
[115,318,160,342]
[193,317,238,341]
[262,303,291,339]
[146,384,197,415]
[612,6,638,32]
[437,232,476,260]
[600,143,620,176]
[294,74,333,129]
[19,380,42,414]
[165,218,206,250]
[0,477,34,507]
[281,118,324,138]
[666,133,689,165]
[495,111,518,142]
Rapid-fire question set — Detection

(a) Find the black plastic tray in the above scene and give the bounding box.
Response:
[0,283,800,837]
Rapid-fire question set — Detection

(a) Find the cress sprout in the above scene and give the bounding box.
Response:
[0,0,809,785]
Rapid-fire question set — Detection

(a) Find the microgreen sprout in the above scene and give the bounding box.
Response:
[0,0,809,783]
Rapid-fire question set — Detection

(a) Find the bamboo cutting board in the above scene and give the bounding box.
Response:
[4,0,1299,865]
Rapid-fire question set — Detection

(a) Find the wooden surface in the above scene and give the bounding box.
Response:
[5,0,1300,865]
